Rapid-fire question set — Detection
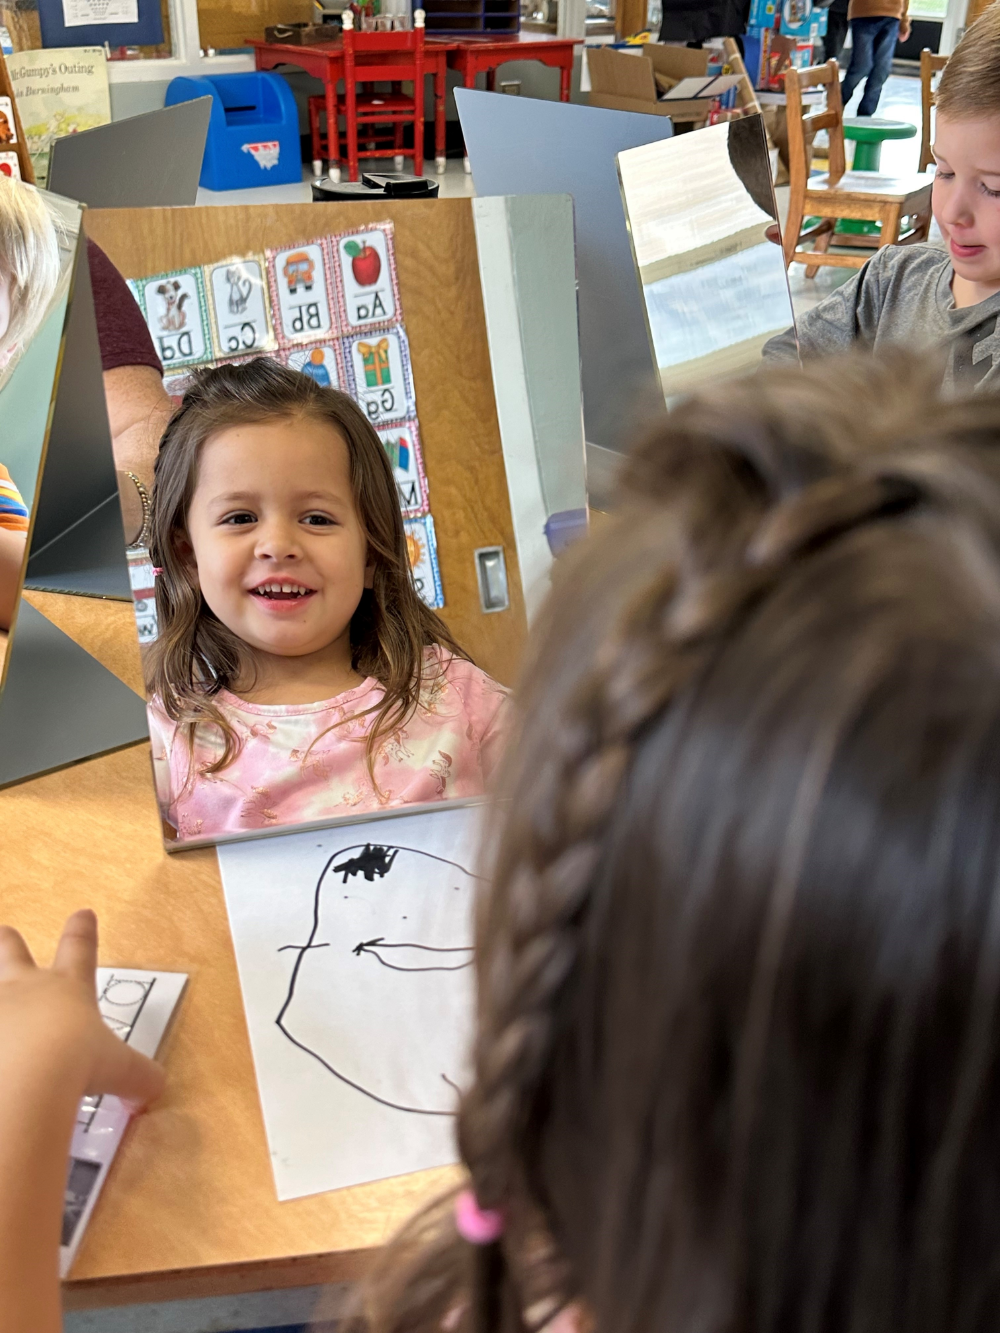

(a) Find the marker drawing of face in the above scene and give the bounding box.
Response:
[277,841,478,1116]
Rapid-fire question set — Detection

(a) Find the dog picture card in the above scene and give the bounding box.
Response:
[136,267,212,369]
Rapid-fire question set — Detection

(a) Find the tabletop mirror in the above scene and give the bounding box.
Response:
[85,193,587,850]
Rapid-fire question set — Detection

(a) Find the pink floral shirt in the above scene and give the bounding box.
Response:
[148,649,508,842]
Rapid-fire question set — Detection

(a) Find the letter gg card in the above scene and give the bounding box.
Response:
[283,341,344,391]
[343,327,415,427]
[405,515,444,609]
[205,255,276,358]
[137,268,212,369]
[267,240,337,346]
[333,224,400,331]
[377,420,428,517]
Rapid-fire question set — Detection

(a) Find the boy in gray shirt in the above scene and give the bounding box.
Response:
[764,5,1000,393]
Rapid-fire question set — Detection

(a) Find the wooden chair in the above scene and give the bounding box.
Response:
[919,48,948,172]
[783,60,933,277]
[309,9,426,183]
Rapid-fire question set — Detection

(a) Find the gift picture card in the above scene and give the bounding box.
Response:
[267,240,336,345]
[137,267,211,369]
[405,514,444,609]
[205,255,276,359]
[334,224,400,331]
[283,340,343,391]
[343,327,415,427]
[377,420,428,518]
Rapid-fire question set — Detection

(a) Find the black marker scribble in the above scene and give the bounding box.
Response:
[276,842,482,1117]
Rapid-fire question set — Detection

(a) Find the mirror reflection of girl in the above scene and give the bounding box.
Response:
[0,176,59,629]
[147,358,508,842]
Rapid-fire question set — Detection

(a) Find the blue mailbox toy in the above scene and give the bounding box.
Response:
[165,71,302,191]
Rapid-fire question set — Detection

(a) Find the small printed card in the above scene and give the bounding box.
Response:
[205,255,276,359]
[267,240,337,345]
[343,327,415,427]
[162,369,195,405]
[377,420,428,517]
[334,223,400,331]
[283,340,343,391]
[0,151,20,180]
[137,267,212,368]
[0,95,17,143]
[405,514,444,609]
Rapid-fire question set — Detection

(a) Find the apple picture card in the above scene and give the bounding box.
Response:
[217,802,482,1200]
[205,255,276,359]
[267,240,336,345]
[335,225,399,330]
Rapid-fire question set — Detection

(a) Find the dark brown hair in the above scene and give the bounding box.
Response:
[937,1,1000,119]
[147,357,467,778]
[363,352,1000,1333]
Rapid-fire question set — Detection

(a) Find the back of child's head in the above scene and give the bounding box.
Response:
[937,2,1000,120]
[364,352,1000,1333]
[148,357,465,762]
[0,175,59,361]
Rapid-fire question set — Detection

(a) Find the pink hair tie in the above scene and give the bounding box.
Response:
[455,1188,505,1245]
[151,567,163,576]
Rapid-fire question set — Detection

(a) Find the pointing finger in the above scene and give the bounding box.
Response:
[53,909,99,985]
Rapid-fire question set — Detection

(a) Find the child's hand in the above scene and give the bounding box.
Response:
[0,909,165,1107]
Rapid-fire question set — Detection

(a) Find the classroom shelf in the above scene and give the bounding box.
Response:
[422,0,519,36]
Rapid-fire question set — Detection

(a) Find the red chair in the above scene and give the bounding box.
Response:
[309,9,426,183]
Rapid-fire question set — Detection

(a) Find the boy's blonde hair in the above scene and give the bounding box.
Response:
[937,1,1000,119]
[0,174,60,357]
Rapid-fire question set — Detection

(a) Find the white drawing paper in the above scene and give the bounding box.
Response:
[206,256,274,358]
[63,0,138,24]
[337,228,397,328]
[217,803,482,1200]
[61,968,187,1276]
[271,242,334,343]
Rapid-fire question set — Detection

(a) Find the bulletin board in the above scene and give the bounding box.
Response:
[84,200,529,688]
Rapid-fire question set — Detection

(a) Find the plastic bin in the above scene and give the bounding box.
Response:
[165,72,302,191]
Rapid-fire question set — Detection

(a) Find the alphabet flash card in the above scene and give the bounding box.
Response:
[136,267,211,369]
[267,240,337,346]
[205,255,276,359]
[377,420,428,517]
[334,223,400,331]
[344,327,415,427]
[283,340,343,390]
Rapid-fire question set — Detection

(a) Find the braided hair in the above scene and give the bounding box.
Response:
[362,351,1000,1333]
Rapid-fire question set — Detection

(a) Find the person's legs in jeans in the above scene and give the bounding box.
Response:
[840,17,877,107]
[857,16,900,115]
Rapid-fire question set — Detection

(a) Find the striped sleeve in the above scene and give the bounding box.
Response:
[0,464,29,533]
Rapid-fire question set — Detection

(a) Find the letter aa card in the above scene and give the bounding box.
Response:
[343,327,415,427]
[137,268,212,369]
[334,224,400,331]
[405,515,444,609]
[283,341,344,391]
[205,255,276,358]
[377,421,428,517]
[266,240,337,346]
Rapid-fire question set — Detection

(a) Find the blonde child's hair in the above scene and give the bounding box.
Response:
[937,1,1000,119]
[0,174,60,357]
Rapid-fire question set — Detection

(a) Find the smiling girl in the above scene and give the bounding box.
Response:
[764,3,1000,392]
[146,358,508,842]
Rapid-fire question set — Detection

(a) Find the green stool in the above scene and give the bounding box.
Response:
[838,118,918,237]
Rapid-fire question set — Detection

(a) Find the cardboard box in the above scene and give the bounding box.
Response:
[587,44,714,122]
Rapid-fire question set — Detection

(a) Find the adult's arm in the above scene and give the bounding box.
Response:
[87,240,173,542]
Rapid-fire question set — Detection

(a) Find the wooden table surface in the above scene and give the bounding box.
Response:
[1,591,456,1311]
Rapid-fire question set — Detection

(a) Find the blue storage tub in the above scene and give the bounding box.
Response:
[165,72,302,191]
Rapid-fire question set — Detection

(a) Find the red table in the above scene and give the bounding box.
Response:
[251,32,582,177]
[251,37,456,174]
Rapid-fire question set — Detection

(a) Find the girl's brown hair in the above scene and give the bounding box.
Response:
[936,1,1000,120]
[147,357,467,776]
[363,352,1000,1333]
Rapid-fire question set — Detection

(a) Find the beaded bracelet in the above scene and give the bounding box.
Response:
[124,470,152,551]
